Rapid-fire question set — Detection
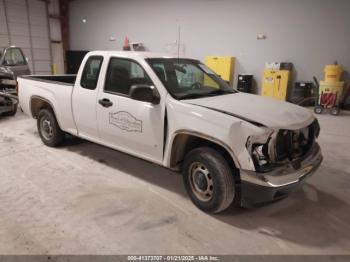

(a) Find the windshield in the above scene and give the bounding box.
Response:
[146,58,237,99]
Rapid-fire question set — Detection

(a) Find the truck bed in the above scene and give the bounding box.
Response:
[18,74,77,135]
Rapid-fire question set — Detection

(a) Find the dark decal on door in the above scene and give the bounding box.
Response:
[109,111,142,132]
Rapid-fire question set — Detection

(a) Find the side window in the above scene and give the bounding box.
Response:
[4,48,26,66]
[105,58,152,95]
[80,56,103,90]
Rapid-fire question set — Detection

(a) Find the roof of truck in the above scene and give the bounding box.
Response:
[87,50,192,60]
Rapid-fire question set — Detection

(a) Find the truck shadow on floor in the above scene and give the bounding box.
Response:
[63,137,350,248]
[63,136,188,198]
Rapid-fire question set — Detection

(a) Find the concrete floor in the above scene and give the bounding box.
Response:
[0,110,349,255]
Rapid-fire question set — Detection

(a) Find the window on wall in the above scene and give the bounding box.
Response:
[105,58,153,96]
[80,56,103,90]
[4,48,26,66]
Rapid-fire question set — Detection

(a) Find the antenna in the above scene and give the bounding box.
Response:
[177,24,181,60]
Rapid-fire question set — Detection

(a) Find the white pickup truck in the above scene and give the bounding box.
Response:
[18,51,323,213]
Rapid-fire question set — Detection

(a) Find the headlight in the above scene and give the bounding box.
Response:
[246,131,273,171]
[251,144,269,166]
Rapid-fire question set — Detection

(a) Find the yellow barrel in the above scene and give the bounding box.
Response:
[324,64,342,83]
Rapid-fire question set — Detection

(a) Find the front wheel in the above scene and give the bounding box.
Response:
[182,147,236,213]
[37,109,65,147]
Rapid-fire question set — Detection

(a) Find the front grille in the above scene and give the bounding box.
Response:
[275,120,319,161]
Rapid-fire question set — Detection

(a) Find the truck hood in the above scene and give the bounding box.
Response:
[183,93,315,130]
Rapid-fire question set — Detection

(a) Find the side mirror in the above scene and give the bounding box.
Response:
[129,85,160,104]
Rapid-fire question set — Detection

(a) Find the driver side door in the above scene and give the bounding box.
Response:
[96,57,165,164]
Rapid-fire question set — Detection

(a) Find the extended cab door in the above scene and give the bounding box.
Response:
[96,57,165,164]
[72,55,104,140]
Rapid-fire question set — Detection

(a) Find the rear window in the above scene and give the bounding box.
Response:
[3,48,26,66]
[80,56,103,90]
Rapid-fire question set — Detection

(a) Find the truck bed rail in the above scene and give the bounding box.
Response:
[20,75,77,85]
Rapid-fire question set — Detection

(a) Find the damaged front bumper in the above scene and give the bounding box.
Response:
[240,142,323,207]
[0,105,15,114]
[0,91,18,114]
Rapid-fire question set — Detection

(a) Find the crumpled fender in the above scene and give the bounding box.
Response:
[163,96,270,171]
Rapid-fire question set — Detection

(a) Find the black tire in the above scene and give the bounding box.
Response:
[182,147,236,213]
[3,103,17,116]
[37,109,65,147]
[314,106,323,114]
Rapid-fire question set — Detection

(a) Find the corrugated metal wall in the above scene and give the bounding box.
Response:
[0,0,52,74]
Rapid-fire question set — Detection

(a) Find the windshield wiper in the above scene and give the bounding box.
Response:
[207,89,235,95]
[178,89,235,100]
[178,93,209,100]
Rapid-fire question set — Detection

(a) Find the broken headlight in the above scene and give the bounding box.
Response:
[246,132,274,172]
[251,143,269,166]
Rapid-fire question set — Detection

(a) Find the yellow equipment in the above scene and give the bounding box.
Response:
[314,63,344,115]
[319,81,344,106]
[261,70,290,101]
[324,64,342,83]
[205,56,235,86]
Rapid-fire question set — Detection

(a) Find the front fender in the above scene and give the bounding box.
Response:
[163,97,267,171]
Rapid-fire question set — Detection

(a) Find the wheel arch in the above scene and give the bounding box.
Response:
[169,130,241,173]
[30,95,63,129]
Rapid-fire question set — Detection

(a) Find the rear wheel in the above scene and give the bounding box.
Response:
[182,147,236,213]
[37,109,65,147]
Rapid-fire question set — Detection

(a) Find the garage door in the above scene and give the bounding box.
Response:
[0,0,52,74]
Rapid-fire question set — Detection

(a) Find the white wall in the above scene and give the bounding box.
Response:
[69,0,350,92]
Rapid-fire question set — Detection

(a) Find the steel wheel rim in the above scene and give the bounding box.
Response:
[40,116,53,140]
[189,162,214,202]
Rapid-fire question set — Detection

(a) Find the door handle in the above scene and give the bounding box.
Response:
[98,98,113,108]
